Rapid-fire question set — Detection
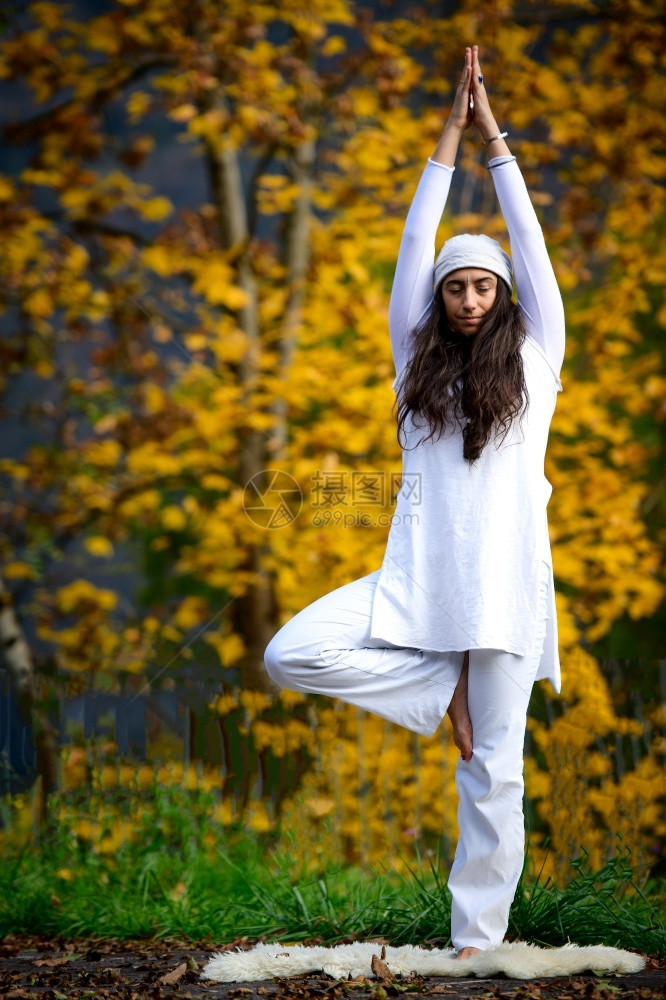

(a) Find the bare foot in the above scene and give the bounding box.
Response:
[447,651,473,760]
[457,947,482,960]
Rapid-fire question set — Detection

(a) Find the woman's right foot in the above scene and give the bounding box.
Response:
[447,651,473,759]
[456,947,482,960]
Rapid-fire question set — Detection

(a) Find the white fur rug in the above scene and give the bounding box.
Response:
[201,940,645,983]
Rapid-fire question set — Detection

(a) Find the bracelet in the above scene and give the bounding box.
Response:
[486,155,517,170]
[483,131,508,146]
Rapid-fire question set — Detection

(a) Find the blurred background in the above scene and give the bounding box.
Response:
[0,0,664,941]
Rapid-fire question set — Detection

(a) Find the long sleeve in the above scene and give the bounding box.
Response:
[489,156,566,378]
[389,159,454,378]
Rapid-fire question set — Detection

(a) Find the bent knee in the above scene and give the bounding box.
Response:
[264,634,289,687]
[264,628,316,686]
[264,619,337,689]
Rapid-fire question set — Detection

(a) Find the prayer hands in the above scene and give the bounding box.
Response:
[447,46,475,133]
[447,45,501,145]
[468,45,499,142]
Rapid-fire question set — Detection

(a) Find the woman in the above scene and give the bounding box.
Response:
[264,45,565,960]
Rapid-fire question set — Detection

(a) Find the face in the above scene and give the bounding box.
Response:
[441,268,498,335]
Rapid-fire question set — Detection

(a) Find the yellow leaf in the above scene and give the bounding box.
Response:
[173,597,207,629]
[306,797,335,818]
[322,36,346,56]
[122,659,146,674]
[247,802,272,833]
[162,505,187,531]
[31,2,64,30]
[138,196,173,221]
[86,439,122,467]
[126,91,152,122]
[161,625,182,643]
[153,324,173,342]
[205,631,246,666]
[143,383,165,414]
[184,332,209,352]
[169,103,197,122]
[191,257,249,309]
[23,288,53,318]
[2,561,36,579]
[84,537,114,557]
[142,245,178,276]
[56,580,118,613]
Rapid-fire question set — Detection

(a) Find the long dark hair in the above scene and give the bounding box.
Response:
[395,279,528,463]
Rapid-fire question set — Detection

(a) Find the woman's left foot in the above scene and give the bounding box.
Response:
[456,947,482,960]
[447,651,473,759]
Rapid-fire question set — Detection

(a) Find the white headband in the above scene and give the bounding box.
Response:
[433,233,513,293]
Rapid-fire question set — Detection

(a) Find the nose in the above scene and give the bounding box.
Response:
[462,286,476,310]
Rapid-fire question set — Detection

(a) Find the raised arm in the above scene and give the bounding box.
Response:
[489,157,565,375]
[469,47,565,375]
[388,162,453,378]
[389,48,475,379]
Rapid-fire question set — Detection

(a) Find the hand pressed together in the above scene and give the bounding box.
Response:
[468,45,502,142]
[433,44,511,168]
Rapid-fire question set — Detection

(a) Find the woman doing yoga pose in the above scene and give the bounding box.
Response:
[264,45,565,959]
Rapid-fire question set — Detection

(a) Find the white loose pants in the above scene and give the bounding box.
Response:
[264,567,549,951]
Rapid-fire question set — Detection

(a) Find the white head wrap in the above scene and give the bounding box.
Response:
[433,233,513,293]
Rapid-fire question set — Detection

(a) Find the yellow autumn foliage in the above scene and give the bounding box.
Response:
[18,675,655,882]
[0,0,662,875]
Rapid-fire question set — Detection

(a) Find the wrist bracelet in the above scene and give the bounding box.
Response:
[486,155,517,170]
[484,131,508,146]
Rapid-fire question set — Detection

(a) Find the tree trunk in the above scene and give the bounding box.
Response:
[0,572,34,725]
[0,571,59,823]
[268,138,316,459]
[204,136,275,691]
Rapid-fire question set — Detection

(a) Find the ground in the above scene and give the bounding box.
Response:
[1,937,664,1000]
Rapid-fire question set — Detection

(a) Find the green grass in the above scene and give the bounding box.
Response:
[1,786,664,954]
[510,848,665,955]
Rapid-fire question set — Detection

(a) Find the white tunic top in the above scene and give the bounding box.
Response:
[369,156,566,692]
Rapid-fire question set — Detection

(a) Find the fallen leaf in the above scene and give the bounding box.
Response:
[34,957,70,967]
[99,968,125,984]
[371,952,392,981]
[158,961,188,985]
